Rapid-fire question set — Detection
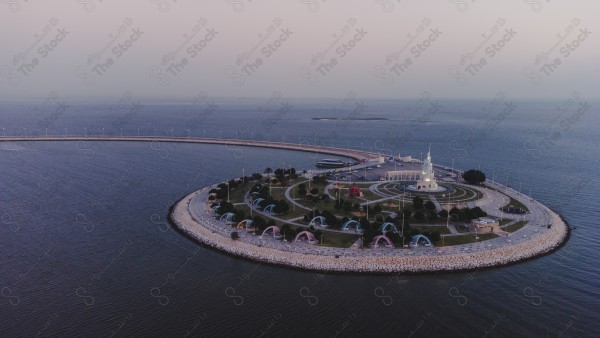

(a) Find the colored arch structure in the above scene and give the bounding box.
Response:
[261,226,281,238]
[379,222,399,233]
[295,231,318,244]
[341,220,362,232]
[308,216,328,228]
[252,198,265,207]
[371,235,394,248]
[263,204,276,213]
[220,212,236,223]
[237,219,254,229]
[410,234,433,247]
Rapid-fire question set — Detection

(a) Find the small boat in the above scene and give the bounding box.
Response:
[316,158,345,168]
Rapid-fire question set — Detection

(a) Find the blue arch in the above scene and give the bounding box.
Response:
[341,220,362,231]
[410,234,432,247]
[379,222,399,233]
[263,204,276,213]
[220,212,236,223]
[252,198,265,207]
[309,216,328,228]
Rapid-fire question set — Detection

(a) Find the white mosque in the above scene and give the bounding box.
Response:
[408,145,446,192]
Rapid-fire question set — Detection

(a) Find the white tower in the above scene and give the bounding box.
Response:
[410,144,445,192]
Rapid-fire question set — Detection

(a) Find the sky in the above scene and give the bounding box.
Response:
[0,1,598,100]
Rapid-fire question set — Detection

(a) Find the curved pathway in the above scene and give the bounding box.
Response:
[0,135,380,162]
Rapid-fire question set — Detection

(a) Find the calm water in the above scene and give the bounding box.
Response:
[1,98,599,337]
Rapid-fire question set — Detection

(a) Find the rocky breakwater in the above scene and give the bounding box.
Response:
[170,187,569,274]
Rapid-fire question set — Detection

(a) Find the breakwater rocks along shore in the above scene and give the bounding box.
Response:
[171,185,568,274]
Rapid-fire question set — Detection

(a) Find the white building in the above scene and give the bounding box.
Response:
[410,145,445,192]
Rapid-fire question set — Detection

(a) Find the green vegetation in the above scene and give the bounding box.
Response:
[462,169,486,185]
[213,168,514,250]
[504,221,528,233]
[320,232,360,248]
[502,196,529,213]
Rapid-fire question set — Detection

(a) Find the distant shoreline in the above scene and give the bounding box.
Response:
[311,117,388,121]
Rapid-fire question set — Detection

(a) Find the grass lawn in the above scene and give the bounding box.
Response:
[503,197,530,213]
[484,183,530,213]
[411,226,451,235]
[319,232,360,248]
[437,232,498,246]
[447,184,483,202]
[504,221,528,233]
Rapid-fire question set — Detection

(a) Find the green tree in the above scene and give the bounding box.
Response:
[414,210,426,222]
[462,169,486,185]
[424,201,436,211]
[373,204,383,214]
[413,196,424,209]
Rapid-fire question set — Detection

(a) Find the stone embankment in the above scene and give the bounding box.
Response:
[170,186,569,274]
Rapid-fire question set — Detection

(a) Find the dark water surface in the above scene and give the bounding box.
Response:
[1,99,599,337]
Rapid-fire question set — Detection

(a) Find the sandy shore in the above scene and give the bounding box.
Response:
[169,186,569,274]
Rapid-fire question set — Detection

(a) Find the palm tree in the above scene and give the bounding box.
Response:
[264,167,273,175]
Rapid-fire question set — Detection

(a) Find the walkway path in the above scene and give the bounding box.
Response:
[284,181,312,212]
[0,135,381,162]
[429,194,442,212]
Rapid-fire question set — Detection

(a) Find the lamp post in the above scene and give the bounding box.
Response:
[401,212,405,248]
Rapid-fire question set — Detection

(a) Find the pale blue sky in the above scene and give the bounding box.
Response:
[0,1,598,100]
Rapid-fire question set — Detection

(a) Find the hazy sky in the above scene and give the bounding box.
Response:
[1,1,598,100]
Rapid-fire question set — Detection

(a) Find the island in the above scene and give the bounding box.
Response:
[170,143,569,274]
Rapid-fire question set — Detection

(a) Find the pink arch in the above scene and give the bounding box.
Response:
[261,226,281,237]
[294,231,317,242]
[372,235,393,247]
